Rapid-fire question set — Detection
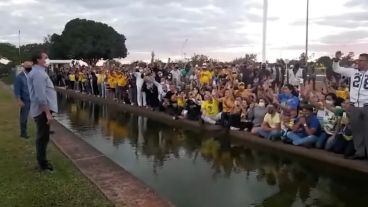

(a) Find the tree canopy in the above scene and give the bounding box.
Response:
[49,18,128,60]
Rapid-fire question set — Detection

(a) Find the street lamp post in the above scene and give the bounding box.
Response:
[305,0,309,63]
[262,0,268,63]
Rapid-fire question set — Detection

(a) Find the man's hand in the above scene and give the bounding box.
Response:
[46,113,54,125]
[335,51,342,60]
[17,100,24,108]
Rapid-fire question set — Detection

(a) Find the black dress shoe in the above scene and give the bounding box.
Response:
[347,155,367,160]
[20,135,30,139]
[40,162,54,172]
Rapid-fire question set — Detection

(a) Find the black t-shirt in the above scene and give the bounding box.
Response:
[164,91,176,104]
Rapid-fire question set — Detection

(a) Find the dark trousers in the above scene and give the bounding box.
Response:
[34,112,50,167]
[20,102,30,136]
[349,106,368,157]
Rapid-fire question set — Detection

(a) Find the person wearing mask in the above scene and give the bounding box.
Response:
[256,104,282,140]
[27,51,58,171]
[333,51,368,159]
[249,99,268,133]
[14,61,33,139]
[285,104,322,147]
[312,93,344,149]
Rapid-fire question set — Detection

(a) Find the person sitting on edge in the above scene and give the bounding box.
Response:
[201,94,221,125]
[285,104,322,147]
[256,104,282,140]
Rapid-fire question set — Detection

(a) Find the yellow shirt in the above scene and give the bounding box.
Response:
[69,74,75,81]
[336,89,349,100]
[177,97,185,107]
[117,75,128,87]
[200,70,212,85]
[201,99,219,116]
[108,75,117,88]
[96,73,105,84]
[263,113,281,129]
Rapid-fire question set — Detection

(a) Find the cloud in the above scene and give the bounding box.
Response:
[314,12,368,28]
[320,30,368,44]
[345,0,368,7]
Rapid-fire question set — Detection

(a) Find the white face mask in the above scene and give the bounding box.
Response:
[258,102,266,107]
[325,100,333,105]
[139,69,143,73]
[45,58,50,67]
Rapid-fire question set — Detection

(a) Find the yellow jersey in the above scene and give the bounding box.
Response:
[201,99,219,116]
[117,75,128,87]
[69,74,75,81]
[200,70,212,85]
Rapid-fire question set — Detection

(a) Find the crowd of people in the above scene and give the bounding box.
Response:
[48,51,368,160]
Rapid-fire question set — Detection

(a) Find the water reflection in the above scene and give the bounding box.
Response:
[57,94,368,207]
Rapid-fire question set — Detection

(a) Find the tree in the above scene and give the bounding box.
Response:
[49,18,128,60]
[20,43,49,61]
[191,54,209,66]
[232,53,257,64]
[0,43,19,63]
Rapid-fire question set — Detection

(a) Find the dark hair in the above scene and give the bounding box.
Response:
[284,84,299,97]
[325,93,337,103]
[360,53,368,59]
[302,104,314,112]
[31,51,45,64]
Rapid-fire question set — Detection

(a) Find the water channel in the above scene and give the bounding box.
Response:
[56,93,368,207]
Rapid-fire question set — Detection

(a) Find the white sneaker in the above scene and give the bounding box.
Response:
[230,127,240,131]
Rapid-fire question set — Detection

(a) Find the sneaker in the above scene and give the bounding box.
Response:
[230,127,240,131]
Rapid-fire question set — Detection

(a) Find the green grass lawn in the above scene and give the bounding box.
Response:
[0,84,113,207]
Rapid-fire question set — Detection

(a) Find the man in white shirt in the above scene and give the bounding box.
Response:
[170,66,181,87]
[287,63,304,87]
[333,51,368,160]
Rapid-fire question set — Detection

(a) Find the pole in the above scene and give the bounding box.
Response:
[18,30,21,64]
[305,0,309,63]
[262,0,268,63]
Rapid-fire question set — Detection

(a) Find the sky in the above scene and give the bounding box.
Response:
[0,0,367,62]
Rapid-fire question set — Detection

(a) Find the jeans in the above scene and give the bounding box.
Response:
[257,129,282,140]
[315,132,328,149]
[20,101,30,136]
[286,132,319,146]
[34,112,50,167]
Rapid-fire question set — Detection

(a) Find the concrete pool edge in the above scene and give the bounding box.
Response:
[56,87,368,175]
[51,121,174,207]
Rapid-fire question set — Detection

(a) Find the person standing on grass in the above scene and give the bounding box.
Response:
[333,51,368,160]
[14,61,33,139]
[27,51,58,171]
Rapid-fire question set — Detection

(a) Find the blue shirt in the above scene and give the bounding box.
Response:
[27,65,58,117]
[295,114,322,137]
[14,71,30,102]
[278,94,299,110]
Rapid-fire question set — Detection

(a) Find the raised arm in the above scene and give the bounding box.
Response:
[332,51,356,77]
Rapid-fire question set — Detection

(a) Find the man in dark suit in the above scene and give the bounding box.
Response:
[14,61,33,138]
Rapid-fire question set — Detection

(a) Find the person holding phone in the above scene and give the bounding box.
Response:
[333,51,368,160]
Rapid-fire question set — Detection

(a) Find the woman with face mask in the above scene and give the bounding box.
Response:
[249,99,268,134]
[134,67,147,107]
[311,93,344,149]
